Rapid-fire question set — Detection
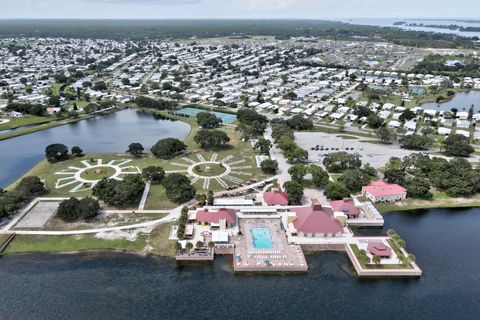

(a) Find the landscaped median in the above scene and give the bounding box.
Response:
[346,238,422,277]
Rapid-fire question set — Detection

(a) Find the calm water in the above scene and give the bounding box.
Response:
[420,91,480,112]
[0,109,190,188]
[342,18,480,38]
[1,208,479,319]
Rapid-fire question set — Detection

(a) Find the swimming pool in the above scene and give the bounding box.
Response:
[251,228,273,249]
[175,107,237,124]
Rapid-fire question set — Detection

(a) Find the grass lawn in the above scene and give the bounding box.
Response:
[375,190,480,214]
[3,221,176,257]
[149,222,177,257]
[0,115,55,130]
[3,234,148,254]
[80,166,117,181]
[193,162,227,177]
[144,184,178,210]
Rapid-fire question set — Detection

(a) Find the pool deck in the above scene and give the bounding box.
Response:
[233,218,308,272]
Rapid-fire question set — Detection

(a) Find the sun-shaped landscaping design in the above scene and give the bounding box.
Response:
[167,153,253,190]
[54,159,141,193]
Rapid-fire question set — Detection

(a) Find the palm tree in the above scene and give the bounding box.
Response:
[408,254,416,263]
[372,255,382,264]
[174,241,182,251]
[392,234,401,242]
[397,239,406,248]
[196,241,204,249]
[208,241,215,249]
[386,229,397,237]
[185,242,193,251]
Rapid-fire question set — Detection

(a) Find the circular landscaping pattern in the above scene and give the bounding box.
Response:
[192,162,228,177]
[79,166,118,182]
[74,164,122,184]
[187,161,232,179]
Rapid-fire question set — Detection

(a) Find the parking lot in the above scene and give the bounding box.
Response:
[295,132,417,168]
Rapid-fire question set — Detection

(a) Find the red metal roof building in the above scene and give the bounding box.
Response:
[195,208,237,226]
[367,242,392,257]
[361,179,407,203]
[290,204,343,238]
[263,190,289,206]
[330,199,360,217]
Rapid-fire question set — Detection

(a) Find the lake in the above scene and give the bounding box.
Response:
[0,207,479,319]
[0,109,191,188]
[420,90,480,112]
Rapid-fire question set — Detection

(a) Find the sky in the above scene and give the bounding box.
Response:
[0,0,477,19]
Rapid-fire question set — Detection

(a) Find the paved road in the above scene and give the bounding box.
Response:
[264,125,290,186]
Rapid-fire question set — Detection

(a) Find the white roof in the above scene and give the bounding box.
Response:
[212,231,229,243]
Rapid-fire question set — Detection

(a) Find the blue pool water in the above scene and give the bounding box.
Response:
[410,87,425,95]
[175,107,237,124]
[251,228,273,249]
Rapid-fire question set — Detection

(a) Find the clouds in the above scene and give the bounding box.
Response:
[82,0,201,3]
[0,0,476,19]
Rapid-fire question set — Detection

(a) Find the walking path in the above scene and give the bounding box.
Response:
[138,181,151,210]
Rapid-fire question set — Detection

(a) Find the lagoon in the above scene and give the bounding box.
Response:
[0,109,190,188]
[420,90,480,112]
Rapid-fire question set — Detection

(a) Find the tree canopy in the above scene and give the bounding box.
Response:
[151,138,187,158]
[92,175,145,207]
[126,142,144,157]
[444,134,474,157]
[323,152,362,173]
[196,112,222,129]
[57,197,101,222]
[162,173,196,203]
[193,129,230,148]
[45,143,69,162]
[142,166,165,184]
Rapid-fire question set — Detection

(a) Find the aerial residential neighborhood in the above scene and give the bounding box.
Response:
[0,2,480,319]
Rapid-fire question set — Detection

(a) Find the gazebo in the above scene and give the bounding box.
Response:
[367,242,392,257]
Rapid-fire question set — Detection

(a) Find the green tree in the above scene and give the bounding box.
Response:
[151,138,187,158]
[383,168,407,186]
[283,181,304,205]
[288,164,307,182]
[185,242,194,251]
[92,175,145,207]
[254,138,272,155]
[338,169,370,193]
[162,174,196,203]
[45,143,69,162]
[323,152,361,173]
[208,241,215,249]
[15,176,47,199]
[399,109,416,122]
[174,242,182,251]
[308,165,329,187]
[207,190,214,205]
[126,143,144,157]
[399,134,433,150]
[286,115,314,130]
[444,134,474,157]
[260,159,278,174]
[71,146,83,157]
[93,81,107,91]
[196,241,204,249]
[372,255,382,264]
[324,182,350,200]
[405,177,432,199]
[142,166,165,184]
[367,114,383,128]
[196,112,222,129]
[375,127,397,143]
[193,129,230,148]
